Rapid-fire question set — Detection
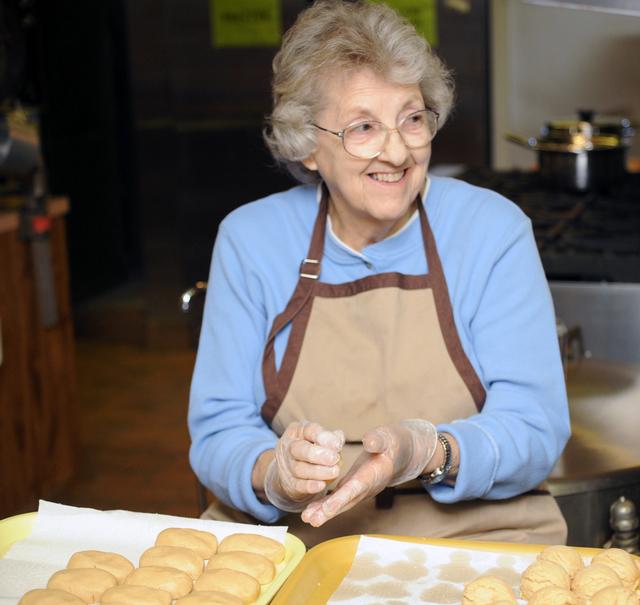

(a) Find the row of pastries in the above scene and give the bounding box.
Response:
[19,527,285,605]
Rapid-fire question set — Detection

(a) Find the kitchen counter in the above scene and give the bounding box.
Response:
[547,358,640,546]
[550,358,640,487]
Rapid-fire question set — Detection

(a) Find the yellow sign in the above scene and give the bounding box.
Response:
[374,0,438,47]
[210,0,281,48]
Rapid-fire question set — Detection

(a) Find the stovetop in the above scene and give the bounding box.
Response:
[460,169,640,282]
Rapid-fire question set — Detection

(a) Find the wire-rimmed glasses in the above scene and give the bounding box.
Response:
[312,108,439,160]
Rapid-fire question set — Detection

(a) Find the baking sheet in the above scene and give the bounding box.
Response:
[0,501,305,605]
[272,534,603,605]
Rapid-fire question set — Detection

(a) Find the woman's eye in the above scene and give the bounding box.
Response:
[351,122,376,134]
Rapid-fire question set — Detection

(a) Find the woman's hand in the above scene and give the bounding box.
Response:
[263,420,345,512]
[301,419,438,526]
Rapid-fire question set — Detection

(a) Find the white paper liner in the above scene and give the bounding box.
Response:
[0,501,287,605]
[326,536,540,604]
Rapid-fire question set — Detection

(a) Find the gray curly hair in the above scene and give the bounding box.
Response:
[263,0,455,183]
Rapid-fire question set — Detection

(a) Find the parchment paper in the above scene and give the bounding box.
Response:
[327,536,537,604]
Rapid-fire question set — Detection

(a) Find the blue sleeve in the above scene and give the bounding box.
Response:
[428,216,570,503]
[187,222,283,522]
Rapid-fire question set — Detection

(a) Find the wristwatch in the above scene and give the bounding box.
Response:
[419,433,452,485]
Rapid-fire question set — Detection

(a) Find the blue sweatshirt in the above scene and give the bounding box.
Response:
[188,175,570,523]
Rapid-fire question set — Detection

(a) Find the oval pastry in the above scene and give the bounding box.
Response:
[67,550,134,584]
[591,548,640,590]
[528,586,578,605]
[18,589,86,605]
[207,552,275,585]
[218,534,285,564]
[194,569,260,604]
[125,565,193,599]
[47,568,118,603]
[177,591,244,605]
[572,563,623,600]
[592,585,640,605]
[537,545,584,580]
[156,527,218,559]
[520,560,570,600]
[101,585,172,605]
[140,545,204,580]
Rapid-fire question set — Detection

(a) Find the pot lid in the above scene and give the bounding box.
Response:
[542,110,635,151]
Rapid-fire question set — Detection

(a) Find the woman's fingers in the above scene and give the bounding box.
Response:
[293,478,328,495]
[275,421,344,501]
[362,426,393,454]
[301,478,368,526]
[289,458,341,482]
[290,439,340,466]
[303,422,345,451]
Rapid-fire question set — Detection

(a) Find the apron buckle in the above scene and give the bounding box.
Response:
[300,258,320,279]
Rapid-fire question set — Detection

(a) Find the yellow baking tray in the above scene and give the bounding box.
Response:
[0,512,305,605]
[271,534,605,605]
[0,511,36,557]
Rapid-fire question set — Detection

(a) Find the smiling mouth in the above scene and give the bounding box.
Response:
[369,169,407,183]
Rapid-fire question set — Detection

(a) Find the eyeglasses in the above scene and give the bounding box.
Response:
[312,108,439,160]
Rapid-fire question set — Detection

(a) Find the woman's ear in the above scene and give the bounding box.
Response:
[301,154,318,171]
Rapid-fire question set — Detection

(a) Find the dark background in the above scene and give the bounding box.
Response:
[5,0,491,347]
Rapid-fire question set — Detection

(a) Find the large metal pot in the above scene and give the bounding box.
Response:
[506,111,635,192]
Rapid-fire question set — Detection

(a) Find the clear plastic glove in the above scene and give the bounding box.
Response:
[263,420,345,512]
[301,419,437,526]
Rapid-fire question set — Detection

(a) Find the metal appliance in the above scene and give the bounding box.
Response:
[506,111,635,192]
[461,167,640,548]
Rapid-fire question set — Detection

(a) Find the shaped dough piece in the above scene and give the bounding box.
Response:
[194,569,260,604]
[218,534,285,564]
[47,568,117,603]
[461,576,517,605]
[18,589,86,605]
[527,586,578,605]
[100,585,172,605]
[592,585,640,605]
[591,548,640,590]
[520,560,570,600]
[67,550,134,584]
[537,545,585,580]
[177,591,244,605]
[125,565,193,599]
[140,545,204,580]
[572,563,622,600]
[206,552,274,585]
[156,527,218,559]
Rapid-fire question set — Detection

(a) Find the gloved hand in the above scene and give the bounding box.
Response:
[301,419,438,526]
[264,420,345,512]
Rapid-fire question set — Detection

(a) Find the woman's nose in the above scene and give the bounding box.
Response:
[378,129,409,165]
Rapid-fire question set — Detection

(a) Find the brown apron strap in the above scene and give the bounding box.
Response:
[261,191,329,422]
[418,201,486,410]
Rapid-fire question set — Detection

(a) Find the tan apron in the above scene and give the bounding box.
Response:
[203,189,567,548]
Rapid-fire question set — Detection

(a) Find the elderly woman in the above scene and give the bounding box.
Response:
[188,0,570,546]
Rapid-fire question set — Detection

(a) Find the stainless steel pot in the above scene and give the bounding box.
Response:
[506,111,635,192]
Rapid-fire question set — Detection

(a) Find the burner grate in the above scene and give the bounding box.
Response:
[460,169,640,282]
